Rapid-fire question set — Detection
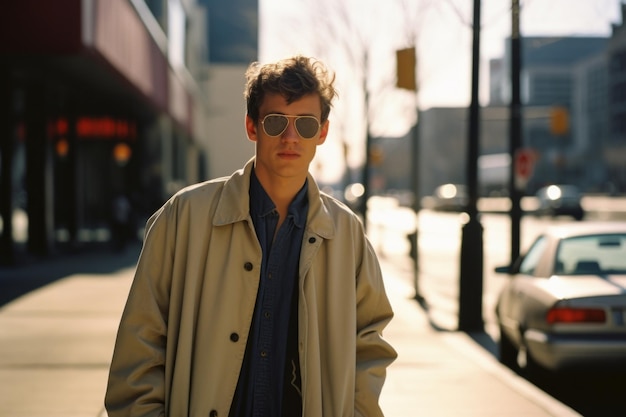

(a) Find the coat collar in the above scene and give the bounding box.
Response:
[213,158,336,240]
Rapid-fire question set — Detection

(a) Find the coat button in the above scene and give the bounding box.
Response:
[209,410,218,417]
[244,262,253,271]
[308,237,316,243]
[230,333,239,342]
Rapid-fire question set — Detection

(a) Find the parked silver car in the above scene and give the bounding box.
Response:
[495,222,626,375]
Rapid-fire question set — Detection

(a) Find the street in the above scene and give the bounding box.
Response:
[368,199,626,417]
[1,196,624,416]
[1,211,584,417]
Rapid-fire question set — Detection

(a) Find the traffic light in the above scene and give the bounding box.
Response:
[369,146,384,166]
[550,106,569,136]
[396,47,416,91]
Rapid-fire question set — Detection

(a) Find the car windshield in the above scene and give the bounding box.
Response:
[519,235,548,275]
[555,233,626,275]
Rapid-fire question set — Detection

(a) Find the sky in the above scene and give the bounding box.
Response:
[258,0,624,183]
[415,0,622,108]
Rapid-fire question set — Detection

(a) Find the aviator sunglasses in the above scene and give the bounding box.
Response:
[261,114,321,139]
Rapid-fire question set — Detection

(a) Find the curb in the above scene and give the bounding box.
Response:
[441,332,582,417]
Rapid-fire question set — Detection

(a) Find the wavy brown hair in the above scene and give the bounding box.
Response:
[244,55,337,123]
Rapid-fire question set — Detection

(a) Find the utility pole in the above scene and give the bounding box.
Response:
[0,68,14,265]
[396,46,422,302]
[509,0,522,263]
[360,51,371,230]
[410,121,422,302]
[458,0,484,332]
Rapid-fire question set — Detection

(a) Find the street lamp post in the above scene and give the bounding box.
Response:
[396,46,422,302]
[509,0,523,263]
[458,0,484,332]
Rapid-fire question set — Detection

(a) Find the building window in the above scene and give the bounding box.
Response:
[144,0,166,30]
[530,74,572,107]
[610,81,626,104]
[611,113,626,142]
[610,50,626,73]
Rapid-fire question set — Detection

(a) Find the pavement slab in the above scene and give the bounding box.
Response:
[0,243,582,417]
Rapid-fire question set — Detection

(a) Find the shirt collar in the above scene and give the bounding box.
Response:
[250,168,276,217]
[249,168,308,228]
[214,158,335,240]
[289,179,308,229]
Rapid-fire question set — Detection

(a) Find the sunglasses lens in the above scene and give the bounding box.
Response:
[263,115,289,136]
[295,117,320,139]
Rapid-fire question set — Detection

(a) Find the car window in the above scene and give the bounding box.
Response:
[556,233,626,275]
[519,235,548,275]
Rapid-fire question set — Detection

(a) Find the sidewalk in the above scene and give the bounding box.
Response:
[377,253,581,417]
[0,244,582,417]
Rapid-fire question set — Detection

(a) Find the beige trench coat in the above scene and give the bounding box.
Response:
[105,158,397,417]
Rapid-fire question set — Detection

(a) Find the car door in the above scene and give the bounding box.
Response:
[500,235,550,343]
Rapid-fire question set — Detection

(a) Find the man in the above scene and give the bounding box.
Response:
[105,55,396,417]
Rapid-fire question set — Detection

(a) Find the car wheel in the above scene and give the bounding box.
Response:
[498,325,518,371]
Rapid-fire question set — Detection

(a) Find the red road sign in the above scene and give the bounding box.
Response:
[516,150,531,178]
[514,148,535,190]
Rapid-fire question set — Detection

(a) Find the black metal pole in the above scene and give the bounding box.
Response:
[458,0,484,332]
[410,121,423,302]
[360,52,371,230]
[361,127,371,230]
[509,0,522,263]
[0,64,15,265]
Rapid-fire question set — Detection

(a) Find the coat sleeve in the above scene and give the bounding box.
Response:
[354,237,398,417]
[105,204,176,417]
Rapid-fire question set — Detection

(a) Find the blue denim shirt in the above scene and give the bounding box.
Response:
[229,168,307,417]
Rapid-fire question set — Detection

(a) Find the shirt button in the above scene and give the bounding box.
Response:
[261,350,267,357]
[264,311,271,319]
[309,237,316,243]
[244,262,253,271]
[230,333,239,342]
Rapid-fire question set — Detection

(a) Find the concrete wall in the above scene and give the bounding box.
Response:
[204,64,256,179]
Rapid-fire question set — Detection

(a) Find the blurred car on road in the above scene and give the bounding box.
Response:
[494,222,626,375]
[534,184,584,220]
[430,183,468,212]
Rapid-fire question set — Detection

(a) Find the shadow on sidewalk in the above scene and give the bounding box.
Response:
[414,295,500,358]
[0,242,141,308]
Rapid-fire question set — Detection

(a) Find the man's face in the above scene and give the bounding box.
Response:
[246,92,329,184]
